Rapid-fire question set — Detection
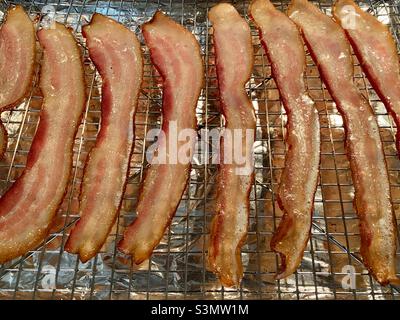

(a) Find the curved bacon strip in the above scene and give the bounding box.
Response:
[333,0,400,155]
[0,121,7,159]
[249,0,320,279]
[118,11,203,264]
[0,23,86,264]
[0,5,35,111]
[65,14,143,262]
[288,0,400,286]
[207,3,256,287]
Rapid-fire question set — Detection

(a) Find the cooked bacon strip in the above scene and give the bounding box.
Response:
[333,0,400,155]
[65,14,143,262]
[0,5,35,111]
[207,4,256,287]
[118,11,203,263]
[288,0,400,286]
[0,120,7,159]
[0,23,86,264]
[249,0,320,279]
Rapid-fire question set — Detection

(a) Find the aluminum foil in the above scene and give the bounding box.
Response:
[0,0,399,300]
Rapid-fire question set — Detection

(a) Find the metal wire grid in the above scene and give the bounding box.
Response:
[0,0,399,300]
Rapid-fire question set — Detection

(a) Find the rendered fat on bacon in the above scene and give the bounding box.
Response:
[207,3,256,287]
[65,14,143,262]
[0,23,86,264]
[0,5,35,111]
[118,11,204,264]
[333,0,400,155]
[249,0,320,279]
[288,0,400,286]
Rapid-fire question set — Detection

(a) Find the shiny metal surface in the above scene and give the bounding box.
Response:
[0,0,399,299]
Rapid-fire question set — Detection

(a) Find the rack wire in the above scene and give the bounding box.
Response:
[0,0,399,300]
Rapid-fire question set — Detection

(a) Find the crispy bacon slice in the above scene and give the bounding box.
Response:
[249,0,320,279]
[0,120,7,159]
[207,3,256,287]
[333,0,400,155]
[0,23,86,264]
[64,14,143,262]
[118,11,203,263]
[288,0,400,286]
[0,5,35,111]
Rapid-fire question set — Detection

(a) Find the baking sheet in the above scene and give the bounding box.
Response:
[0,0,399,300]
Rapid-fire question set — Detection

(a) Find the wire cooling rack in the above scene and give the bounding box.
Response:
[0,0,399,300]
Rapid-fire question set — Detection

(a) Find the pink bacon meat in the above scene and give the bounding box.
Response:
[249,0,320,279]
[0,23,86,263]
[333,0,400,155]
[288,0,399,286]
[118,11,204,264]
[207,3,256,287]
[0,5,35,111]
[65,14,143,262]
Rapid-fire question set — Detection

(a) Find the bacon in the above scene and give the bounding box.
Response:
[288,0,400,286]
[64,14,143,262]
[249,0,320,279]
[0,23,86,264]
[118,11,203,264]
[333,0,400,155]
[0,120,7,159]
[0,5,35,111]
[207,3,256,287]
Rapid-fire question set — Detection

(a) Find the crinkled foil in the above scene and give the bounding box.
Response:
[0,0,399,300]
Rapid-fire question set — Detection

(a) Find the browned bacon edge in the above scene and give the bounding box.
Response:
[249,0,321,280]
[333,0,400,156]
[0,5,35,111]
[288,0,400,286]
[118,11,203,264]
[0,121,7,160]
[207,3,256,287]
[65,14,143,262]
[0,23,86,264]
